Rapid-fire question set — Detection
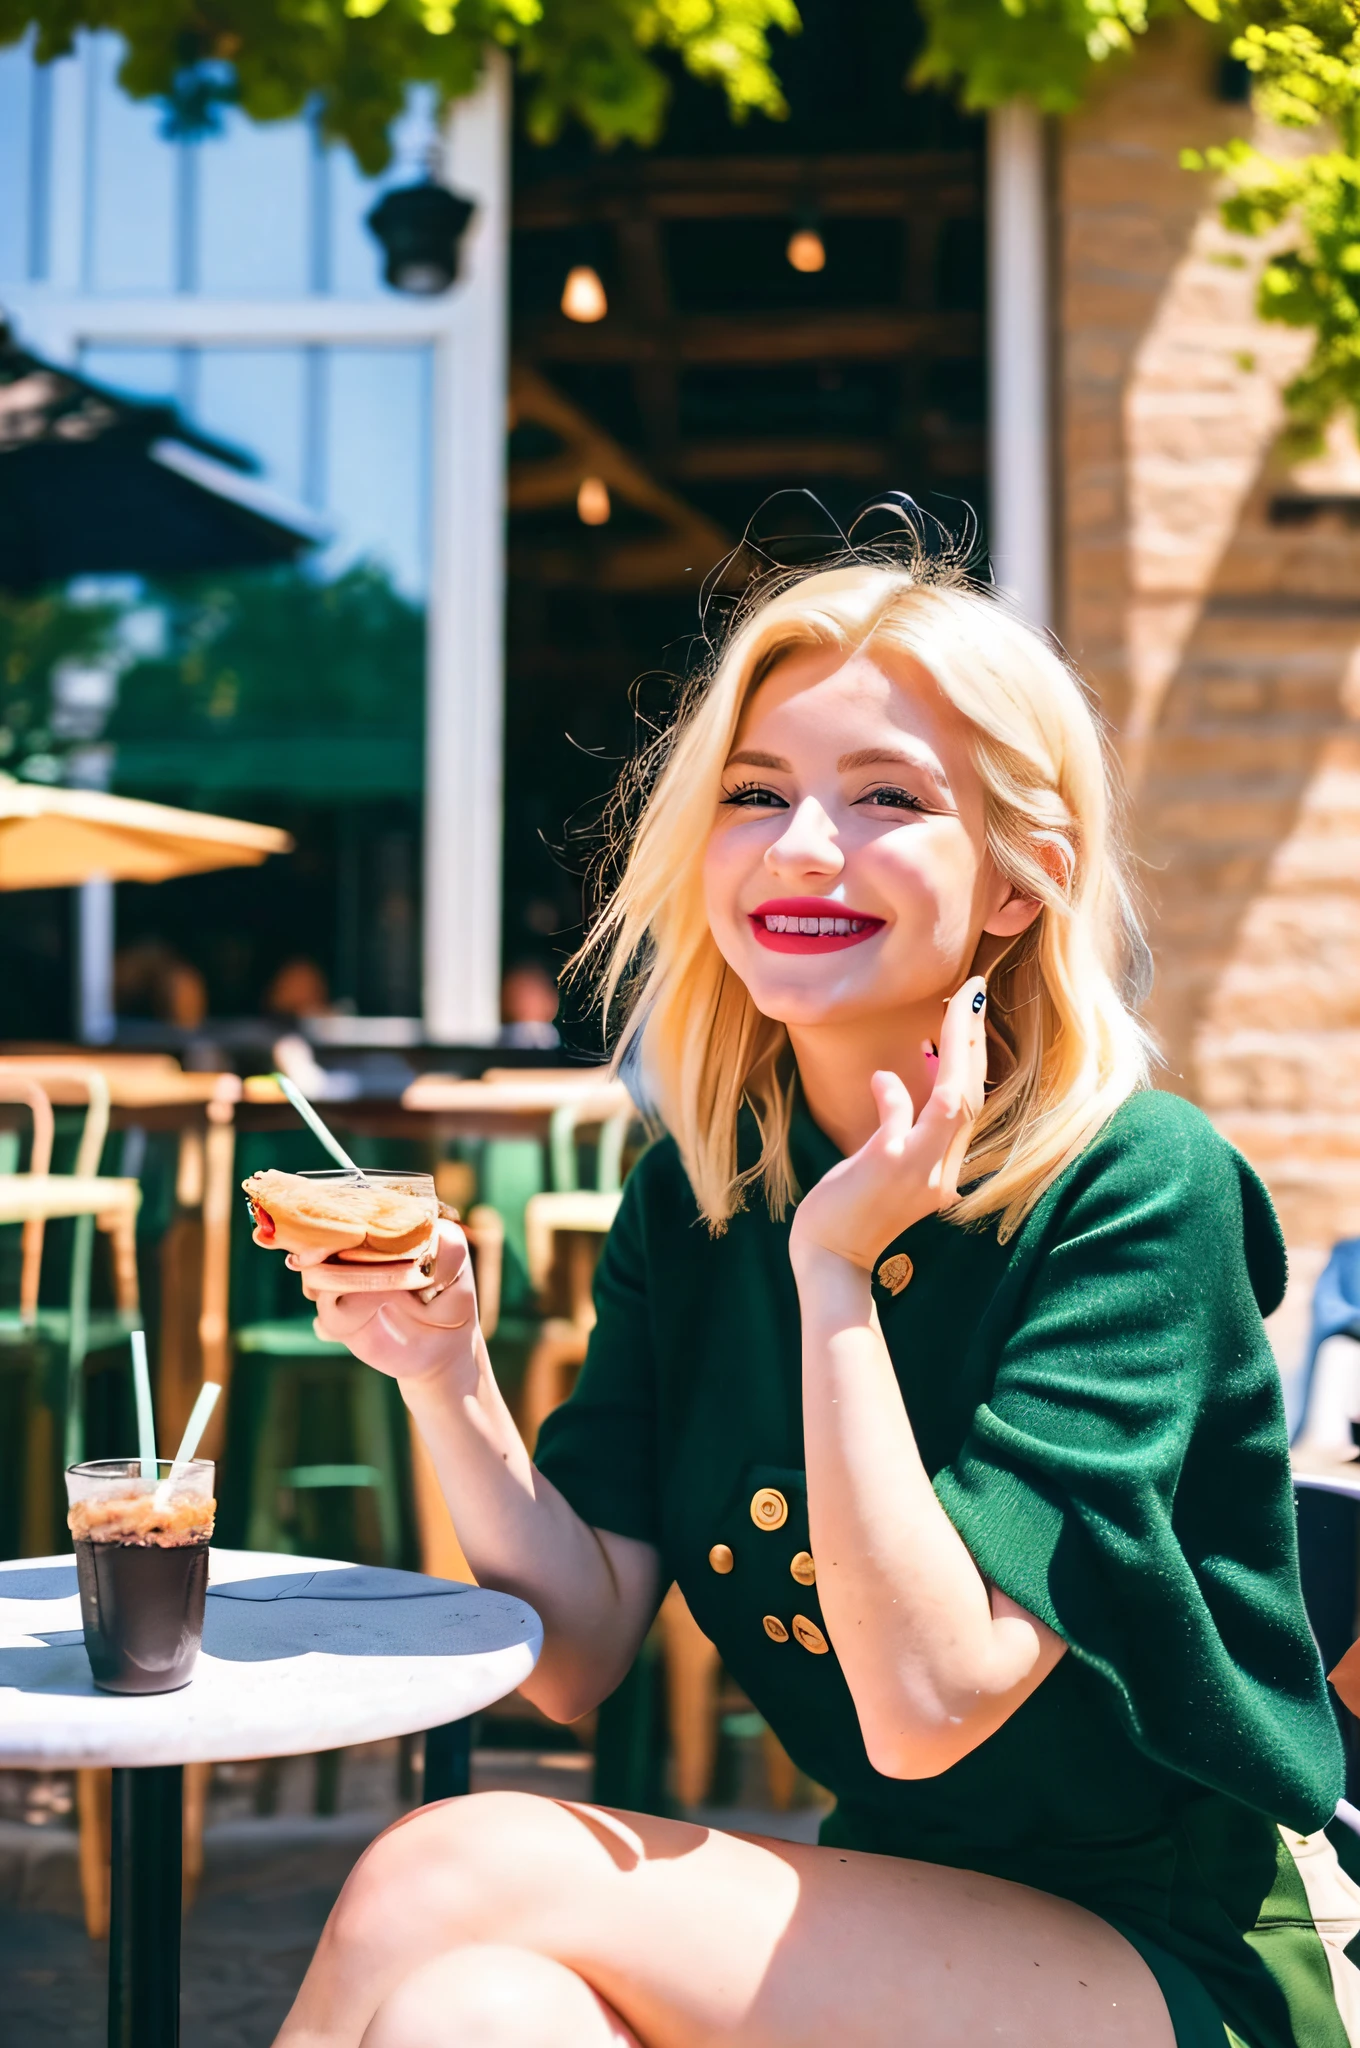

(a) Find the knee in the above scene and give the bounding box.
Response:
[360,1944,629,2048]
[330,1793,581,1953]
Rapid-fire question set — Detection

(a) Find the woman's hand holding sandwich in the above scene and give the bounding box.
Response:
[293,1219,479,1387]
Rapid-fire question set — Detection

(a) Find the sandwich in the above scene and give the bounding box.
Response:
[241,1169,437,1265]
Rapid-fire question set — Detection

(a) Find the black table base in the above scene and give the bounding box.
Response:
[423,1717,472,1801]
[110,1764,182,2048]
[103,1723,471,2048]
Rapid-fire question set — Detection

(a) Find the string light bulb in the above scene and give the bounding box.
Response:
[577,476,611,525]
[786,226,826,274]
[561,265,608,322]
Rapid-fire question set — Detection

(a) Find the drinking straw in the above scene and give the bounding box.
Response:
[272,1072,367,1179]
[130,1329,157,1481]
[153,1381,222,1507]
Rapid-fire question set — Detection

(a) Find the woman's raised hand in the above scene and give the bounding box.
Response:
[289,1219,479,1385]
[789,976,989,1273]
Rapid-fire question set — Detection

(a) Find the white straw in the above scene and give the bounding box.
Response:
[154,1382,221,1507]
[131,1330,157,1481]
[272,1072,367,1180]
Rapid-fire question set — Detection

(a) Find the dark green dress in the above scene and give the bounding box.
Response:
[535,1087,1348,2048]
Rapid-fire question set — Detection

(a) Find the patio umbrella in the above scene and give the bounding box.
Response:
[0,774,292,889]
[0,323,327,592]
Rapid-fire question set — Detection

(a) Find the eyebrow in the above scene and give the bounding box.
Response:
[724,744,951,793]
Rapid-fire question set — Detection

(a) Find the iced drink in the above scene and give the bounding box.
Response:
[66,1459,215,1694]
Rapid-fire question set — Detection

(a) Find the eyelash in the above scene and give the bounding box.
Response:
[721,780,786,808]
[719,780,927,814]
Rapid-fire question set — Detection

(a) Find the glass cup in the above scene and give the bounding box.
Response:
[65,1459,215,1695]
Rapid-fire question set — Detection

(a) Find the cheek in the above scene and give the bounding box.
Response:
[862,826,982,933]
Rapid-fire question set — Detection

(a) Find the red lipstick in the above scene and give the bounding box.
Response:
[748,897,885,954]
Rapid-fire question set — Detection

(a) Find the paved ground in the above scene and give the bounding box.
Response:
[0,1749,823,2047]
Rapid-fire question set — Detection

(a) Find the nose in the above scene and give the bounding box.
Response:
[764,796,844,884]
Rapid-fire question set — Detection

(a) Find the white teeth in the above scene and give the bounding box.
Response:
[761,911,874,936]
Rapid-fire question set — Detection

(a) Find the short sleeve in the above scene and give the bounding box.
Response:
[532,1157,661,1547]
[933,1092,1341,1832]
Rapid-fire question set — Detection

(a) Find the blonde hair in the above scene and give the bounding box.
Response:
[578,551,1151,1240]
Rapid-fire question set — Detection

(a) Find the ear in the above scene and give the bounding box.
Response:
[982,884,1043,939]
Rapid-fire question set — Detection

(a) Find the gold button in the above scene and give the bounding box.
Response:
[763,1614,790,1643]
[708,1543,734,1575]
[791,1614,829,1655]
[750,1487,789,1531]
[876,1252,914,1296]
[790,1550,816,1586]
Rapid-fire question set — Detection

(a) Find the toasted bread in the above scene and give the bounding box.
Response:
[242,1169,435,1260]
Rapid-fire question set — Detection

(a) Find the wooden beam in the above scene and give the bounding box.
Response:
[672,438,889,482]
[509,362,726,588]
[523,309,983,367]
[514,153,982,230]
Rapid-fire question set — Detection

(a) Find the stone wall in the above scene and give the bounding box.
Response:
[1058,18,1360,1365]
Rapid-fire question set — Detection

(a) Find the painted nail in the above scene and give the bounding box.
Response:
[971,988,986,1014]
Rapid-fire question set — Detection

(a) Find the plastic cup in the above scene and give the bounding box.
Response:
[65,1458,215,1695]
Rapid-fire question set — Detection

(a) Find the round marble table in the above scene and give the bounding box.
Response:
[0,1548,542,2048]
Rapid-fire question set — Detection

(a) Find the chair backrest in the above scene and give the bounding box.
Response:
[0,1074,55,1320]
[2,1062,111,1178]
[548,1099,637,1195]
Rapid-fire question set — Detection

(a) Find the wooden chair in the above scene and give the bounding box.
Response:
[0,1072,56,1325]
[0,1062,142,1466]
[519,1097,634,1448]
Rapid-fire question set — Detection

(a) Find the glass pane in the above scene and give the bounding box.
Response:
[196,109,314,298]
[195,348,310,503]
[323,347,432,596]
[327,148,386,299]
[0,43,33,285]
[79,345,180,403]
[85,32,177,294]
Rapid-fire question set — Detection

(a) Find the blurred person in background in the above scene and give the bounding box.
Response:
[498,959,560,1050]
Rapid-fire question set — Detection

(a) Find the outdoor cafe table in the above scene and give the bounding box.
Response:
[0,1547,542,2048]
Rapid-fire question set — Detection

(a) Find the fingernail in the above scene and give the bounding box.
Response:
[971,987,986,1015]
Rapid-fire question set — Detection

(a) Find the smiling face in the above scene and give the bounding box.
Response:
[703,641,1032,1036]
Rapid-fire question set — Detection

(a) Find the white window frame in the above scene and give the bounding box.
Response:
[4,51,510,1044]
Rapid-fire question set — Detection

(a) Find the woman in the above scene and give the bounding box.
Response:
[278,554,1355,2048]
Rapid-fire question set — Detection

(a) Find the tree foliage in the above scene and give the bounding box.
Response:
[6,0,1360,441]
[912,0,1154,113]
[1180,1,1360,449]
[914,0,1360,448]
[0,0,799,170]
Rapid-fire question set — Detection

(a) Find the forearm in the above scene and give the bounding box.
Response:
[795,1248,1057,1775]
[401,1333,657,1719]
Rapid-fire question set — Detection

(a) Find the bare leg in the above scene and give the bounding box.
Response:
[361,1946,641,2048]
[278,1792,1175,2048]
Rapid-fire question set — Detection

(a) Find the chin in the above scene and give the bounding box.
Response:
[738,964,888,1029]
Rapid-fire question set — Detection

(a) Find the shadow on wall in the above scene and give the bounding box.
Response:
[1059,14,1360,1269]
